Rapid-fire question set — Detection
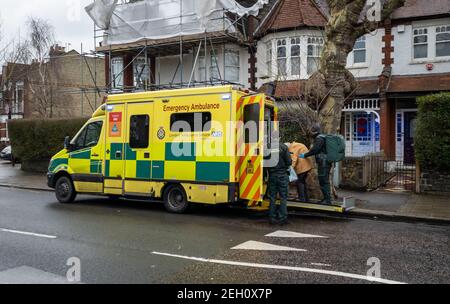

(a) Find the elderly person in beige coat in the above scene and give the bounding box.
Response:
[289,142,313,202]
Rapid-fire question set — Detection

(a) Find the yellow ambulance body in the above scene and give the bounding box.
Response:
[47,86,277,213]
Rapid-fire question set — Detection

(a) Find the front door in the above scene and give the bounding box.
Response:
[404,112,417,165]
[104,104,127,194]
[237,94,265,203]
[69,119,104,193]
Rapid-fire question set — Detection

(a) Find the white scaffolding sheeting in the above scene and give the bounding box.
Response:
[85,0,269,45]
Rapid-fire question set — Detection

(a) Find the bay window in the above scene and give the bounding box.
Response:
[413,28,428,59]
[276,39,287,76]
[210,49,220,81]
[436,25,450,57]
[224,49,240,83]
[111,57,124,90]
[133,57,149,90]
[266,42,273,77]
[290,38,301,76]
[307,37,324,75]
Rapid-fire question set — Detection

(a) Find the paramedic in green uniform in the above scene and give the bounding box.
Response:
[299,124,332,205]
[267,131,292,225]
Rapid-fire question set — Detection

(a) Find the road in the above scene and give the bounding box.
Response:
[0,187,448,284]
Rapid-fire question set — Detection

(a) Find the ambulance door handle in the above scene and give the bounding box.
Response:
[92,153,99,157]
[116,151,122,159]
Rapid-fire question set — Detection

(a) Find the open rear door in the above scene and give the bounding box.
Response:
[236,94,265,204]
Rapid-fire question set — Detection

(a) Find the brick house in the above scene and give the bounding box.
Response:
[253,0,450,164]
[90,0,450,165]
[0,45,105,144]
[0,63,30,146]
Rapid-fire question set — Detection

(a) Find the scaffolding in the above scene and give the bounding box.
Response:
[87,0,268,93]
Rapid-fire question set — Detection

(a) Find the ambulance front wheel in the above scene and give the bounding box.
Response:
[163,185,189,214]
[55,176,77,204]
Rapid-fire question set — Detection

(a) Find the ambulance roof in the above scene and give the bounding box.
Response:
[107,85,245,104]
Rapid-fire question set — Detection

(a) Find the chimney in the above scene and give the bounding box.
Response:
[49,44,66,57]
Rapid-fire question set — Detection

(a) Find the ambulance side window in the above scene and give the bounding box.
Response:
[74,121,103,150]
[170,112,212,133]
[130,115,150,149]
[244,104,260,143]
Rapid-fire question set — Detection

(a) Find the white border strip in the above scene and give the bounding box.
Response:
[152,251,407,284]
[1,228,57,239]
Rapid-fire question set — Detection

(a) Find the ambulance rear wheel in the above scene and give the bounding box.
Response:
[164,185,189,214]
[55,176,77,204]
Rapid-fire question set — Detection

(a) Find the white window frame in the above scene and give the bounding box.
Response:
[13,81,24,114]
[290,37,301,77]
[209,48,220,82]
[436,25,450,58]
[224,48,240,83]
[413,27,429,60]
[196,47,207,83]
[276,38,288,77]
[132,56,149,90]
[111,57,124,90]
[353,36,367,64]
[307,37,324,75]
[266,41,273,77]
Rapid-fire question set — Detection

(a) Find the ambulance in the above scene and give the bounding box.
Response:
[47,86,277,213]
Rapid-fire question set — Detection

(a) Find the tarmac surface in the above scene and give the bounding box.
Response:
[0,187,448,284]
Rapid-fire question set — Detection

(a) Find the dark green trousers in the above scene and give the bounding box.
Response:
[318,162,332,204]
[268,173,289,221]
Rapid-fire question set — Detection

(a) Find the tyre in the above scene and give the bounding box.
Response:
[163,185,189,213]
[55,176,77,204]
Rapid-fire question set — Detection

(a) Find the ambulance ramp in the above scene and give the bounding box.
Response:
[288,197,356,214]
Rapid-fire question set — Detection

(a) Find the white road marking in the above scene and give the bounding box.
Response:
[310,263,332,267]
[266,230,328,238]
[0,228,57,239]
[231,241,307,252]
[152,251,407,284]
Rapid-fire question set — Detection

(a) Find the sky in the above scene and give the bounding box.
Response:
[0,0,96,55]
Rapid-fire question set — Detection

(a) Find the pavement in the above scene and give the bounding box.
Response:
[1,160,450,223]
[0,187,448,284]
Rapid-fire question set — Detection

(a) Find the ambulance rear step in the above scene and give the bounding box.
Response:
[287,196,356,214]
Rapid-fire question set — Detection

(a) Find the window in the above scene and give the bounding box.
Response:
[290,38,301,76]
[13,81,24,114]
[210,49,220,81]
[413,28,428,59]
[133,57,149,90]
[277,39,287,76]
[170,112,212,133]
[264,107,274,150]
[307,37,324,75]
[436,25,450,57]
[74,121,103,150]
[111,57,124,89]
[266,41,273,77]
[197,48,207,82]
[352,113,379,142]
[224,49,240,83]
[353,36,366,64]
[243,104,260,143]
[130,115,149,149]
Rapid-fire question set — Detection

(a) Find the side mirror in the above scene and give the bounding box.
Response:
[64,136,71,150]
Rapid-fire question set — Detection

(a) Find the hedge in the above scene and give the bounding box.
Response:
[8,118,88,162]
[415,93,450,171]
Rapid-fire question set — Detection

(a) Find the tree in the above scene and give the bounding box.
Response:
[305,0,405,133]
[27,17,56,118]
